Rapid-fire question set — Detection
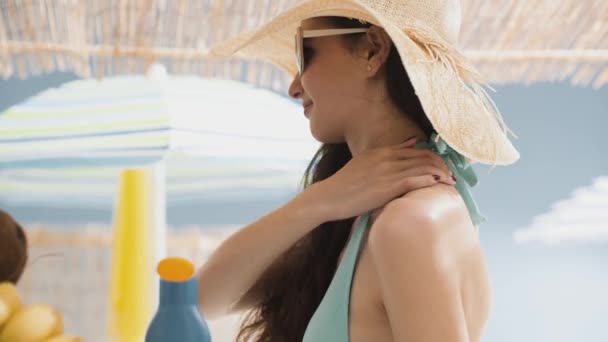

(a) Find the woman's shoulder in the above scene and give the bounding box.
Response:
[375,183,469,229]
[368,183,475,261]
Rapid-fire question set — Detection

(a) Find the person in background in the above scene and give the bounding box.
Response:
[0,209,28,284]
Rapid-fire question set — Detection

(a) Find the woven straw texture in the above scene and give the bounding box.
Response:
[0,0,606,89]
[209,0,520,165]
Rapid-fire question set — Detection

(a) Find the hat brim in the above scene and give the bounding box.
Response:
[210,0,520,165]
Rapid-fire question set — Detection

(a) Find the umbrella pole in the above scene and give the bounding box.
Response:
[108,168,156,342]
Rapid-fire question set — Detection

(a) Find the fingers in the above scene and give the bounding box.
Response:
[392,152,453,178]
[394,147,444,163]
[394,174,441,196]
[399,136,418,147]
[373,141,457,187]
[389,165,455,185]
[382,137,416,150]
[378,143,454,182]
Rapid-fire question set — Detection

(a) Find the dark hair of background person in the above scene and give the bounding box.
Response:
[0,210,28,284]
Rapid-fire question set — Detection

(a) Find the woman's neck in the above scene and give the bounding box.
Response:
[345,102,428,157]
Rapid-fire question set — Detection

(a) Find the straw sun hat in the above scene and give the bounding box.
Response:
[210,0,520,166]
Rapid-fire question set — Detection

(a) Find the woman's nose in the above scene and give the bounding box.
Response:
[288,74,303,99]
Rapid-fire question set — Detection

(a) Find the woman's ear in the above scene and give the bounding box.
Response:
[363,26,392,76]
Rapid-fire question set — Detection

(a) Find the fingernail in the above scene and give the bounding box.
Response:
[402,136,417,143]
[433,175,440,181]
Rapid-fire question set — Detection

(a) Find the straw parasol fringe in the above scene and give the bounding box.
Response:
[0,0,606,90]
[459,0,608,89]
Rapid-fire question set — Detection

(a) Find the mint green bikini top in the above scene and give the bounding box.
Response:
[302,133,485,342]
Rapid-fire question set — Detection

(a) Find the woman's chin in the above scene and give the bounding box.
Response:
[309,127,341,144]
[309,125,325,143]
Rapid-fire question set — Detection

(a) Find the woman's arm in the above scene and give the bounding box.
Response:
[196,141,454,320]
[368,186,473,342]
[196,185,326,319]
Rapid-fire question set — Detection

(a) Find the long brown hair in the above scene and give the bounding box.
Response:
[237,16,434,341]
[0,210,28,284]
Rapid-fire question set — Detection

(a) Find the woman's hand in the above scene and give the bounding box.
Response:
[309,137,455,222]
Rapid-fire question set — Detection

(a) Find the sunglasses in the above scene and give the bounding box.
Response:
[295,27,370,74]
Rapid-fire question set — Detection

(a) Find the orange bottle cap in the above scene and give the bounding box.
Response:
[157,257,195,282]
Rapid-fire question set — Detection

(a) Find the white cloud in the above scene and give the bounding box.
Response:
[514,176,608,245]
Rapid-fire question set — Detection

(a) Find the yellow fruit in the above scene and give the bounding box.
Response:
[0,282,22,326]
[44,335,85,342]
[0,304,63,342]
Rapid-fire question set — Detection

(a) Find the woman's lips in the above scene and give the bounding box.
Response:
[304,103,313,115]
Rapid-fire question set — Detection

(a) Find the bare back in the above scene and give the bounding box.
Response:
[338,190,492,342]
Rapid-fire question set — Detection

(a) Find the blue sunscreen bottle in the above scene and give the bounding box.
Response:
[145,257,212,342]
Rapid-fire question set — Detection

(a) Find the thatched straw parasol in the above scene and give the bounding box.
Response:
[1,0,606,90]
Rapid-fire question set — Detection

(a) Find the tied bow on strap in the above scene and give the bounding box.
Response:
[415,132,486,226]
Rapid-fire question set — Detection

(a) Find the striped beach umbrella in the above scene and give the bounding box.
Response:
[0,152,311,208]
[0,72,316,169]
[0,73,318,342]
[0,71,317,210]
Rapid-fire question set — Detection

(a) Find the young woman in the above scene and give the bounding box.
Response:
[197,1,519,341]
